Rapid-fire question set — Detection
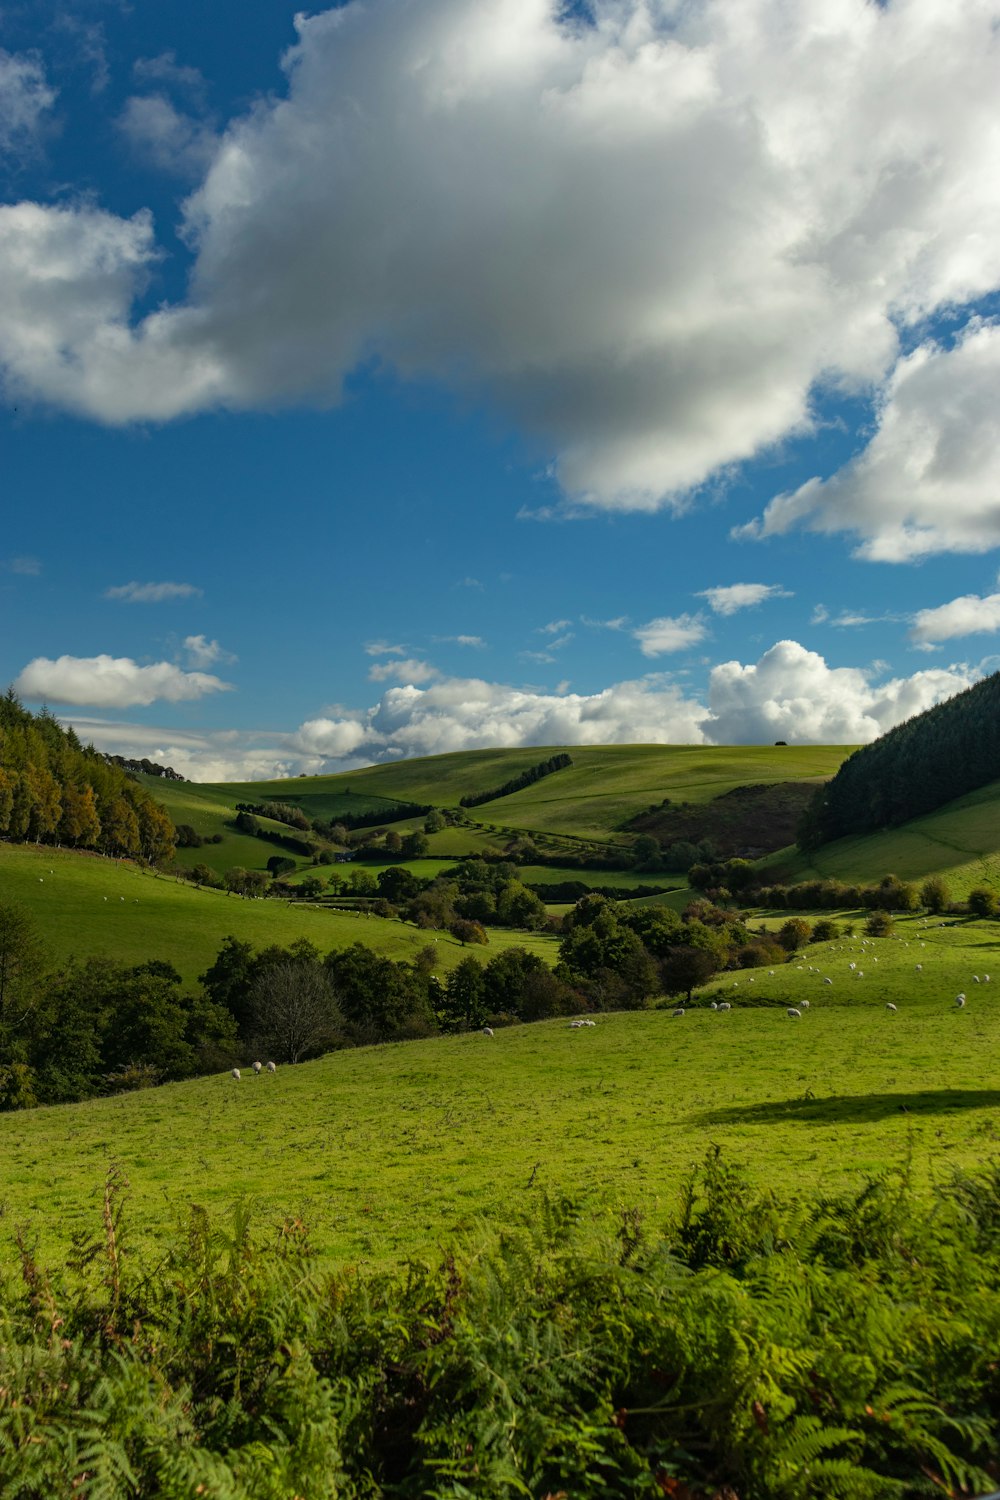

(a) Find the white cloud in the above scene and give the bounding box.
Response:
[368,657,438,683]
[697,582,791,616]
[14,654,234,708]
[105,580,202,603]
[910,592,1000,646]
[6,555,40,576]
[364,640,406,656]
[58,643,979,778]
[741,322,1000,560]
[183,634,236,668]
[450,634,486,648]
[633,613,707,657]
[118,94,218,178]
[705,640,974,744]
[0,50,56,155]
[2,0,999,526]
[538,619,573,635]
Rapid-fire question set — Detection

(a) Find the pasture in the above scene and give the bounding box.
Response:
[2,914,998,1269]
[0,843,559,985]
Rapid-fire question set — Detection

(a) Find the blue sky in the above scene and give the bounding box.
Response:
[2,0,1000,779]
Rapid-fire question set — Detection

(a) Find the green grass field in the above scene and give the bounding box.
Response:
[0,843,558,984]
[2,913,997,1269]
[767,775,1000,897]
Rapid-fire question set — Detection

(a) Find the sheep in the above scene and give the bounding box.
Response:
[986,975,992,982]
[672,1007,685,1018]
[955,994,967,1008]
[583,1019,597,1026]
[848,962,856,971]
[800,999,810,1009]
[974,975,981,983]
[915,964,922,973]
[717,1002,731,1012]
[266,1061,276,1073]
[252,1061,262,1074]
[482,1026,494,1037]
[231,1068,241,1081]
[823,977,832,985]
[787,1008,802,1019]
[710,1001,718,1010]
[886,1003,897,1012]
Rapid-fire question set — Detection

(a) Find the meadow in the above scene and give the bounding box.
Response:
[2,913,997,1271]
[0,842,559,985]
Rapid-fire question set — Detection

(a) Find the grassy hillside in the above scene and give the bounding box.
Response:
[175,745,849,842]
[2,913,997,1266]
[766,775,1000,897]
[0,843,559,984]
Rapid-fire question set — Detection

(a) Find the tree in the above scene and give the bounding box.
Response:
[920,876,950,914]
[450,918,488,946]
[660,945,717,1002]
[777,918,812,952]
[967,887,999,919]
[248,960,341,1063]
[401,831,429,859]
[377,866,420,903]
[267,855,297,877]
[865,909,895,936]
[632,834,662,871]
[199,936,256,1033]
[442,956,487,1030]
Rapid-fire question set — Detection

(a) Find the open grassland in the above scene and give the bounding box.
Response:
[3,914,998,1270]
[0,843,558,984]
[768,775,1000,897]
[169,745,850,844]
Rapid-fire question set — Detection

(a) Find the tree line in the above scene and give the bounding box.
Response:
[799,668,1000,847]
[459,752,572,807]
[0,694,176,863]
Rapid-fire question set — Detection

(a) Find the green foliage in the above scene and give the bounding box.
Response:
[0,696,176,863]
[459,751,573,807]
[2,1157,999,1497]
[865,909,895,937]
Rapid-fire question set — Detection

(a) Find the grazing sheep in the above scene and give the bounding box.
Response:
[800,999,810,1009]
[710,1001,718,1010]
[974,975,981,983]
[849,962,856,971]
[482,1026,494,1037]
[252,1061,262,1074]
[823,977,832,985]
[886,1003,897,1012]
[672,1007,685,1018]
[915,964,922,973]
[231,1068,241,1081]
[717,1002,731,1012]
[266,1061,276,1073]
[787,1008,802,1019]
[986,975,992,982]
[583,1019,597,1026]
[568,1020,585,1028]
[956,994,967,1008]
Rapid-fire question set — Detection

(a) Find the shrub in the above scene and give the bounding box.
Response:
[865,909,895,936]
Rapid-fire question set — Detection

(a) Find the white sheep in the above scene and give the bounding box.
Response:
[955,994,967,1008]
[231,1068,241,1081]
[252,1060,262,1074]
[266,1061,276,1073]
[915,964,922,973]
[717,1002,731,1012]
[800,999,810,1009]
[787,1008,801,1019]
[710,1001,718,1010]
[823,977,832,985]
[886,1003,897,1012]
[482,1026,494,1037]
[672,1007,685,1018]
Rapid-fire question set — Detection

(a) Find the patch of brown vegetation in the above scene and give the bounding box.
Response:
[629,781,823,858]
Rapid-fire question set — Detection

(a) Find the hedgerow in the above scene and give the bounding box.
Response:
[2,1152,999,1497]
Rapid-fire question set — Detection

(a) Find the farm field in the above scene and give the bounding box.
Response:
[0,843,559,985]
[3,914,998,1269]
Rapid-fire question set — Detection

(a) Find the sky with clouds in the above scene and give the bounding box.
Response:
[2,0,1000,780]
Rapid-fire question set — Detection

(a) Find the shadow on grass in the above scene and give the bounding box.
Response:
[696,1088,1000,1126]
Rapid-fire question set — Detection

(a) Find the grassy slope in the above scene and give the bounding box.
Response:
[766,776,1000,897]
[192,745,851,841]
[2,913,998,1267]
[0,844,558,985]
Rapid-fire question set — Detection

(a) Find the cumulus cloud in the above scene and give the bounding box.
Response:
[105,580,202,603]
[634,614,707,657]
[183,634,236,668]
[14,654,234,708]
[368,656,438,683]
[741,322,1000,560]
[2,0,1000,530]
[63,642,978,778]
[118,94,218,178]
[0,50,56,155]
[697,582,791,616]
[910,592,1000,646]
[704,640,974,744]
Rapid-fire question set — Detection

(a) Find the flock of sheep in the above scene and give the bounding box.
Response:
[232,1061,277,1080]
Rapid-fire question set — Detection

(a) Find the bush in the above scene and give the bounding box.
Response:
[810,918,840,942]
[967,886,999,919]
[777,917,812,951]
[865,909,895,936]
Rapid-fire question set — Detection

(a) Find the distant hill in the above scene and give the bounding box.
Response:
[802,671,1000,847]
